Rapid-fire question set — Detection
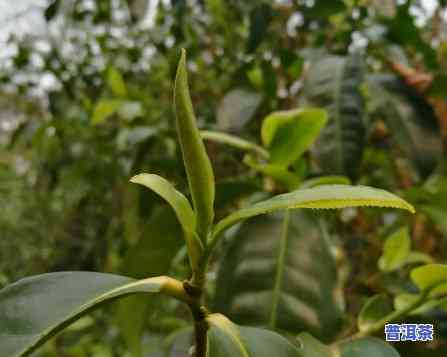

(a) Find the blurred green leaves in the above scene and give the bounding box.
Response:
[261,108,327,166]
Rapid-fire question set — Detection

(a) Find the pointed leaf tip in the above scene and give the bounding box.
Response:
[174,49,215,239]
[129,173,203,270]
[212,185,414,240]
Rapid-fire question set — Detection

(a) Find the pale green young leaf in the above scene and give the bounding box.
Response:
[174,49,215,239]
[130,173,203,269]
[212,184,414,240]
[0,272,178,357]
[261,108,327,166]
[411,264,447,296]
[378,227,411,272]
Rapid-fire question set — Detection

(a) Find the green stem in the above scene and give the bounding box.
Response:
[159,276,195,305]
[201,130,270,160]
[199,232,220,272]
[188,233,210,357]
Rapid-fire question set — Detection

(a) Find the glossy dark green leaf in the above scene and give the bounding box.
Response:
[217,89,262,133]
[358,295,393,332]
[214,210,343,341]
[303,54,365,179]
[115,206,184,357]
[261,108,327,167]
[206,313,303,357]
[0,272,170,357]
[174,49,215,239]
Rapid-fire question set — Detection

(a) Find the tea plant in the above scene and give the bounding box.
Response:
[1,50,445,357]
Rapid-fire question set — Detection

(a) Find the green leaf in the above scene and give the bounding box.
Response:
[404,252,433,265]
[358,295,393,332]
[261,108,327,167]
[107,67,127,97]
[217,88,262,133]
[411,264,447,296]
[367,75,442,178]
[378,227,411,272]
[296,333,333,357]
[206,313,303,357]
[0,272,171,357]
[174,49,215,239]
[243,156,301,190]
[91,99,123,125]
[337,337,400,357]
[394,293,442,315]
[303,54,365,179]
[297,334,401,357]
[214,210,343,341]
[130,173,202,269]
[212,185,414,239]
[201,130,269,159]
[115,206,183,357]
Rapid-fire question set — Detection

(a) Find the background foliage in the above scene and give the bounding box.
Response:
[1,0,447,355]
